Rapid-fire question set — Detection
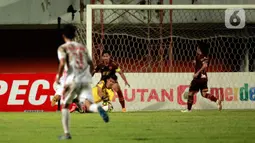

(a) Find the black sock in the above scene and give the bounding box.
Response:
[187,95,194,110]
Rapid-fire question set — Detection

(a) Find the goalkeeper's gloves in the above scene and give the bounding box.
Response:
[101,96,109,102]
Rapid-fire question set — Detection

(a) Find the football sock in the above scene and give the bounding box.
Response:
[62,108,70,134]
[89,104,98,112]
[117,90,125,108]
[187,95,194,110]
[204,93,217,102]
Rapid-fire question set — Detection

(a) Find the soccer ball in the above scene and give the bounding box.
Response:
[102,101,113,112]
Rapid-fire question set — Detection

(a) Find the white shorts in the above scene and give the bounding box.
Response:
[53,76,65,96]
[63,68,93,105]
[62,82,94,105]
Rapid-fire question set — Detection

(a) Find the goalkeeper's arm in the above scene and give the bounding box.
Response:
[97,84,108,101]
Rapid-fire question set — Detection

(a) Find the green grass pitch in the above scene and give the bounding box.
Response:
[0,110,254,143]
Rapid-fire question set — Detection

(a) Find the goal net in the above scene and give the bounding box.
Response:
[76,5,255,111]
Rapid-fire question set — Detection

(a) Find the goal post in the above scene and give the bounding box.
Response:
[86,4,255,56]
[82,4,255,111]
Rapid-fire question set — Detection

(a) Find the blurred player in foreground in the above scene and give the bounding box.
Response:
[92,50,130,112]
[182,42,222,112]
[53,79,83,113]
[52,75,83,113]
[51,56,83,113]
[70,74,117,113]
[56,24,109,140]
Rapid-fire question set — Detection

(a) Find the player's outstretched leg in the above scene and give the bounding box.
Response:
[59,104,72,140]
[112,83,126,112]
[202,92,222,111]
[83,99,109,123]
[58,84,77,140]
[181,92,195,112]
[97,105,109,122]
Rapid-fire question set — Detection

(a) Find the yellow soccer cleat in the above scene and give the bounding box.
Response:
[122,108,126,112]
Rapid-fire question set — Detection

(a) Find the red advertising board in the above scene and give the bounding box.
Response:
[0,74,57,112]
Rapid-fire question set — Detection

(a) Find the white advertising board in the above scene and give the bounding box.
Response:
[93,73,255,111]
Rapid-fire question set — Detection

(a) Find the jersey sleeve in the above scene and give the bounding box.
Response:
[57,46,66,60]
[97,80,105,89]
[112,62,121,72]
[201,57,209,64]
[116,66,121,72]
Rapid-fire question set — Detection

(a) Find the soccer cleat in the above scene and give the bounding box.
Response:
[181,109,191,113]
[217,99,222,111]
[51,95,60,107]
[122,108,126,112]
[75,103,84,113]
[58,135,72,140]
[98,106,109,123]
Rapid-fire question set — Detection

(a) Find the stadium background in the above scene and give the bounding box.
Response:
[0,0,254,112]
[1,1,255,143]
[1,0,254,73]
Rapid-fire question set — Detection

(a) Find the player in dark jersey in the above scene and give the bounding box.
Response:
[182,42,222,112]
[92,50,130,112]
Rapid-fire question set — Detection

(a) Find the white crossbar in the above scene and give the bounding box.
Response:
[87,4,255,10]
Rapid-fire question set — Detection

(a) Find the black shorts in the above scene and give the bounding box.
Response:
[97,80,118,84]
[100,74,118,84]
[189,78,208,92]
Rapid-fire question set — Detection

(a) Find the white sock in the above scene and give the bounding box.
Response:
[102,105,109,111]
[89,104,99,112]
[61,108,70,134]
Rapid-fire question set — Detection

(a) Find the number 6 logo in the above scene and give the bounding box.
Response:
[225,8,245,29]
